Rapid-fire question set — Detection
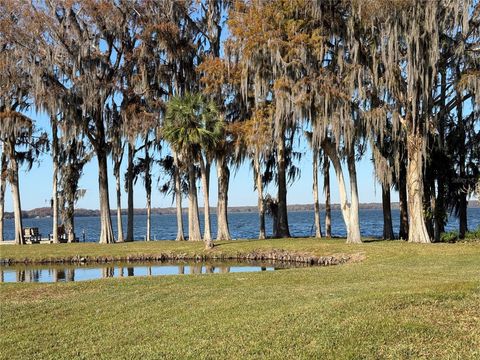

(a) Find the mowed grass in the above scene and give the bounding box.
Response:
[1,238,479,359]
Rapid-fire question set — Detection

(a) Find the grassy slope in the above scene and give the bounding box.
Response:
[0,238,364,262]
[1,239,479,359]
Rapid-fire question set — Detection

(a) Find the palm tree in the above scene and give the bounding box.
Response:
[164,93,223,249]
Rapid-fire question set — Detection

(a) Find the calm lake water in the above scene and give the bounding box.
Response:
[0,261,309,283]
[3,208,480,242]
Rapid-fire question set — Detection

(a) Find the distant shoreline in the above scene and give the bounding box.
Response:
[4,201,479,220]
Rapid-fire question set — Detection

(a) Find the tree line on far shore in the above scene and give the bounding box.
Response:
[1,0,479,248]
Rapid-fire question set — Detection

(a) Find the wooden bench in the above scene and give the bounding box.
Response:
[23,227,42,244]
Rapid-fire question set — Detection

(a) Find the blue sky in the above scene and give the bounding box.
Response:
[2,110,396,212]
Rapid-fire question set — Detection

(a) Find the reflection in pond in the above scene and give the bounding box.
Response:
[219,267,230,274]
[67,269,75,282]
[16,270,25,283]
[191,264,202,275]
[1,259,314,283]
[53,269,67,282]
[102,267,114,278]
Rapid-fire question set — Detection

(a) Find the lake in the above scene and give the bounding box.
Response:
[3,208,479,242]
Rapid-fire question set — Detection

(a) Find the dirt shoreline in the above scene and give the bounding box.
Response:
[0,249,364,267]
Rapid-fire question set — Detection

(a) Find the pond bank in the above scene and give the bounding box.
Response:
[0,248,362,267]
[0,238,371,266]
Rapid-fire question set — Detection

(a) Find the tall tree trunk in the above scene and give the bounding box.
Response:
[434,179,446,242]
[199,157,212,242]
[458,194,468,239]
[431,192,439,242]
[457,95,468,239]
[276,130,290,238]
[206,0,228,243]
[323,143,350,237]
[146,190,151,242]
[272,208,279,238]
[115,173,124,242]
[52,161,59,243]
[8,140,24,245]
[398,160,409,240]
[51,119,59,244]
[216,154,231,240]
[323,154,331,237]
[126,143,134,241]
[145,140,152,242]
[382,183,395,240]
[406,133,431,243]
[312,148,322,238]
[434,69,447,242]
[425,175,436,241]
[188,164,202,241]
[424,179,434,239]
[0,151,7,242]
[346,153,361,244]
[254,154,266,240]
[97,149,115,244]
[66,199,75,243]
[173,152,185,241]
[322,139,362,244]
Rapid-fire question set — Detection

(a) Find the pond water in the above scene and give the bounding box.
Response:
[0,261,311,283]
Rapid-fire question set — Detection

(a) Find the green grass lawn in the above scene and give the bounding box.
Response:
[1,238,479,359]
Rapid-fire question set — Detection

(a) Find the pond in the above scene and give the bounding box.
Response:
[0,260,313,283]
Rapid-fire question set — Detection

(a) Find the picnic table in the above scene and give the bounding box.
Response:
[23,227,42,244]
